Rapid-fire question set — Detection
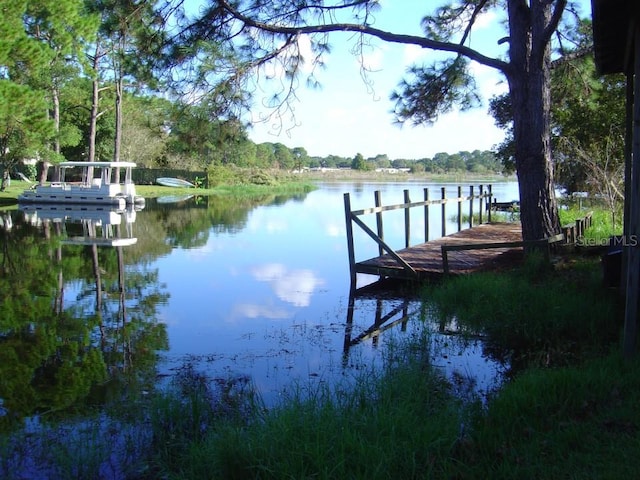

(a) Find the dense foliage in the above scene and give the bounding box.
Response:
[490,18,625,202]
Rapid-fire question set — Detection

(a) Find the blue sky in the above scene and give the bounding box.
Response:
[245,1,593,160]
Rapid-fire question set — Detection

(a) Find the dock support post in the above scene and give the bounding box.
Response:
[488,184,493,223]
[479,185,484,224]
[404,189,411,248]
[457,186,462,232]
[469,185,474,228]
[441,187,446,237]
[374,190,384,257]
[424,188,430,242]
[344,193,357,288]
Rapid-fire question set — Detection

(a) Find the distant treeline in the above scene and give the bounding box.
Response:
[291,148,504,174]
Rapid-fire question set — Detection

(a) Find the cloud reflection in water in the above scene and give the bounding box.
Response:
[251,263,326,307]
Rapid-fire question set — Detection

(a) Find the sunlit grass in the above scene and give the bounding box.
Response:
[150,345,466,480]
[465,352,640,479]
[559,204,622,243]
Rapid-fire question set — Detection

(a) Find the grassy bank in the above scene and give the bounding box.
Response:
[299,169,514,184]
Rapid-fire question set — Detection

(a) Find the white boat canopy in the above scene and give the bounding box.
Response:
[58,161,137,168]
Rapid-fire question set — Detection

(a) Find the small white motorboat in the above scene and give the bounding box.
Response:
[156,177,195,188]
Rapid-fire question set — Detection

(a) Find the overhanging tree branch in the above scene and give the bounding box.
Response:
[218,0,510,74]
[544,0,569,46]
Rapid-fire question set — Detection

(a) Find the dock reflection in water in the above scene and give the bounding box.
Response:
[343,280,507,400]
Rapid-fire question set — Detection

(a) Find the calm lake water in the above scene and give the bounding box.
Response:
[0,179,520,426]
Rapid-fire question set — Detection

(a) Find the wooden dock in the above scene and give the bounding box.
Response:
[343,186,571,284]
[354,222,525,280]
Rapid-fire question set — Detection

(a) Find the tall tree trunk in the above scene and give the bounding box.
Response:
[114,76,123,162]
[52,85,60,156]
[113,33,126,163]
[89,42,101,164]
[507,0,561,242]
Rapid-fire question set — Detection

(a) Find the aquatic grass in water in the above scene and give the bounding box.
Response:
[424,254,619,368]
[0,365,260,480]
[173,365,464,479]
[155,332,470,479]
[0,413,150,480]
[454,210,520,226]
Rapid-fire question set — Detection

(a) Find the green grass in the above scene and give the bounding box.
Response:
[559,206,622,243]
[149,345,467,480]
[424,254,619,369]
[456,351,640,479]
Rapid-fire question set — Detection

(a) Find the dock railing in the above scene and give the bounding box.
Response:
[344,185,493,285]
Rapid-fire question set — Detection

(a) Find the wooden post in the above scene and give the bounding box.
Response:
[424,188,430,242]
[576,218,584,240]
[374,190,384,257]
[441,187,446,237]
[479,184,484,224]
[457,186,462,232]
[622,44,634,295]
[469,185,474,229]
[404,189,411,248]
[488,184,493,223]
[441,245,450,275]
[343,285,356,367]
[623,25,640,358]
[344,193,357,288]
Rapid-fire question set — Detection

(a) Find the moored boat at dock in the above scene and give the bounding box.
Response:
[18,161,145,207]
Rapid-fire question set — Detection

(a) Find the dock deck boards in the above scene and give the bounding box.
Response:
[355,222,523,280]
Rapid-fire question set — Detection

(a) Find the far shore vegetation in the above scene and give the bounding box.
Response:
[0,167,516,207]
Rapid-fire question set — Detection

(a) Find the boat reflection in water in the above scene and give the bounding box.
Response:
[19,202,140,247]
[18,202,141,322]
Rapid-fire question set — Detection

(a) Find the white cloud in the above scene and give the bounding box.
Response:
[326,223,342,237]
[359,45,385,71]
[403,44,425,64]
[474,9,500,29]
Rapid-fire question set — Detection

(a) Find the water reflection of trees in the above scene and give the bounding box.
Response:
[0,191,312,429]
[134,193,311,251]
[0,210,169,430]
